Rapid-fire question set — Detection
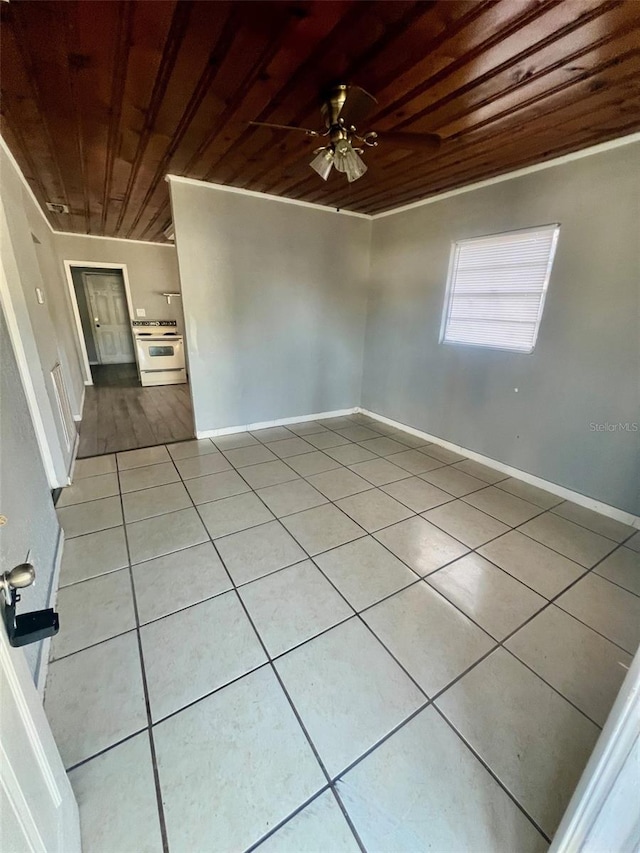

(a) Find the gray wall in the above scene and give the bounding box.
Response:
[363,144,640,514]
[0,145,81,483]
[54,233,184,335]
[0,305,61,682]
[170,181,371,432]
[26,207,85,416]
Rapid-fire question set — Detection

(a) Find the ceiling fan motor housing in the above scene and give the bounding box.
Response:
[322,84,350,132]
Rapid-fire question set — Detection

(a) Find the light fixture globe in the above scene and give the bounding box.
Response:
[310,148,334,180]
[333,139,367,182]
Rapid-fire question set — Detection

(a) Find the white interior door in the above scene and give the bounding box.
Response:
[0,616,80,852]
[83,273,135,364]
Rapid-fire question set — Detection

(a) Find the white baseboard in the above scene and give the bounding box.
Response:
[36,528,65,695]
[66,428,80,485]
[359,408,640,529]
[73,383,86,421]
[195,403,638,527]
[196,408,358,439]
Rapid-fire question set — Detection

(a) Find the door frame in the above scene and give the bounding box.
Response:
[1,600,82,852]
[551,646,640,851]
[62,260,136,386]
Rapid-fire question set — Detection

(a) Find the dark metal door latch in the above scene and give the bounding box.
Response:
[1,564,60,648]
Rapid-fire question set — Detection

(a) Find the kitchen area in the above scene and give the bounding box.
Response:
[63,255,195,457]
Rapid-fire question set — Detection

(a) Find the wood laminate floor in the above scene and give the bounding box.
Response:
[90,363,140,387]
[77,367,194,457]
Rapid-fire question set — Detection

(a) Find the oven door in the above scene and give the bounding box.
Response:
[135,337,185,371]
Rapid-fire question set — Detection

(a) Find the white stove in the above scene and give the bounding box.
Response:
[132,320,187,386]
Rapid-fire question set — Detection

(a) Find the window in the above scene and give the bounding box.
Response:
[440,224,559,353]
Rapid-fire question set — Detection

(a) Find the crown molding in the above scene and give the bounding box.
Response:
[4,131,639,240]
[372,132,640,220]
[1,135,173,247]
[169,133,640,222]
[166,174,371,219]
[54,231,174,248]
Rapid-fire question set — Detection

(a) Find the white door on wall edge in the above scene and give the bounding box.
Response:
[0,620,80,852]
[83,272,135,365]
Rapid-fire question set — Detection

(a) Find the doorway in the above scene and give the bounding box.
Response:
[63,259,195,456]
[67,265,138,388]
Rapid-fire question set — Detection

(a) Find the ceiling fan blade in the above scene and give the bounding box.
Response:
[338,85,377,128]
[377,131,441,152]
[249,121,320,137]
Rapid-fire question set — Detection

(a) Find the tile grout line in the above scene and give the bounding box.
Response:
[50,532,635,688]
[242,787,335,853]
[55,484,632,596]
[431,704,552,843]
[73,417,639,543]
[187,442,559,844]
[55,418,636,846]
[114,463,171,853]
[214,427,635,793]
[58,431,638,662]
[184,425,484,849]
[65,725,150,774]
[61,522,640,600]
[65,424,636,552]
[229,478,435,704]
[58,429,638,661]
[187,504,368,851]
[207,427,630,579]
[150,428,369,848]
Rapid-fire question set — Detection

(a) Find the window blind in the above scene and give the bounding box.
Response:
[441,225,560,353]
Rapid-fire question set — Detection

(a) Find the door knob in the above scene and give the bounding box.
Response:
[0,563,35,604]
[1,563,59,648]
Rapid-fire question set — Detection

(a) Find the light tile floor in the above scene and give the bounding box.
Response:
[48,415,639,852]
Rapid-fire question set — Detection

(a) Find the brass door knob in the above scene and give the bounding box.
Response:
[0,563,35,603]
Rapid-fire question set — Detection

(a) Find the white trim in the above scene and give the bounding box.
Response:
[372,133,640,219]
[359,408,640,528]
[195,408,358,439]
[55,231,173,248]
[62,261,137,384]
[0,250,59,488]
[166,174,371,219]
[0,137,172,245]
[72,384,85,423]
[67,425,80,485]
[550,647,640,852]
[35,529,65,696]
[4,132,639,237]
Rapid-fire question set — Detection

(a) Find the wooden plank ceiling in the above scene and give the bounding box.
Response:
[2,0,639,242]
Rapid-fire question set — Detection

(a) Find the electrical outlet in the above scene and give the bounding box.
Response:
[136,308,146,317]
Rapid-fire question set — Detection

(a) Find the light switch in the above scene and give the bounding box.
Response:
[136,308,146,317]
[35,287,45,304]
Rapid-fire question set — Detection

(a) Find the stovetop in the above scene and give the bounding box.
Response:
[131,320,177,327]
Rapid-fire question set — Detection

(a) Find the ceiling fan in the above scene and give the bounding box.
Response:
[250,84,441,183]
